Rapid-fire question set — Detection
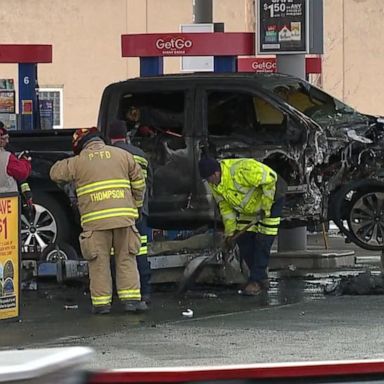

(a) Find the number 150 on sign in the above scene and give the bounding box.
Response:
[264,1,287,17]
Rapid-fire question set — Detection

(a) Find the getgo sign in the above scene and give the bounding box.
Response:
[237,57,277,73]
[251,58,276,73]
[155,37,193,55]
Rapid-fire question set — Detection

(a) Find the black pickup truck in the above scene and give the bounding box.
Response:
[11,72,384,258]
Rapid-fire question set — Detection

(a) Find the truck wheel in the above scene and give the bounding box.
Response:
[21,192,72,253]
[21,203,57,252]
[347,190,384,251]
[41,243,79,262]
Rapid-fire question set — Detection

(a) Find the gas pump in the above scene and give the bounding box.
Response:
[18,63,39,130]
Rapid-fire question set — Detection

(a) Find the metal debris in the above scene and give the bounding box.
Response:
[324,271,384,295]
[182,309,194,318]
[64,304,79,310]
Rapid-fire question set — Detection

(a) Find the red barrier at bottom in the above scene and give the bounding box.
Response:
[88,359,384,383]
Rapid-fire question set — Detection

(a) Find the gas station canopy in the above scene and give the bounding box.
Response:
[0,44,52,63]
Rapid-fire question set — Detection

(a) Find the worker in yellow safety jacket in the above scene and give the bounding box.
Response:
[199,156,287,296]
[50,127,147,315]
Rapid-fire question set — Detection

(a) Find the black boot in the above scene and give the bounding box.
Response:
[123,300,148,312]
[92,304,111,315]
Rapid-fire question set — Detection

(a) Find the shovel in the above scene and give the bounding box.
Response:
[177,217,259,295]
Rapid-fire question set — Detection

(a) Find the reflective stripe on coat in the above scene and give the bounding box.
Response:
[50,140,145,231]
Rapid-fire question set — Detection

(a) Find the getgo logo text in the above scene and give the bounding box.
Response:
[155,38,193,55]
[251,60,276,73]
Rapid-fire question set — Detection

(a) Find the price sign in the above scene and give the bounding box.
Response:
[0,194,20,321]
[257,0,308,54]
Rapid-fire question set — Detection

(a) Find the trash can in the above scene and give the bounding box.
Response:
[0,347,93,384]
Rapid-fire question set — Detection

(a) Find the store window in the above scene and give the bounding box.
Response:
[38,88,63,128]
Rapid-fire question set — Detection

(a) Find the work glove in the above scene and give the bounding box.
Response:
[20,182,34,221]
[135,207,144,224]
[256,210,266,222]
[20,182,33,203]
[18,150,32,162]
[224,232,238,249]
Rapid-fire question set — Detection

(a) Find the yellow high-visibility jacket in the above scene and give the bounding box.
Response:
[209,158,278,236]
[50,140,145,231]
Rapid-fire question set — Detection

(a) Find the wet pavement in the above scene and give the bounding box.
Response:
[2,234,384,369]
[0,276,324,349]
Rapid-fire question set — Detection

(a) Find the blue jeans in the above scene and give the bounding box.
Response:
[237,197,284,283]
[135,215,152,296]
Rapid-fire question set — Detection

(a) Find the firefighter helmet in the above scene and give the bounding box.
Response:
[72,127,101,155]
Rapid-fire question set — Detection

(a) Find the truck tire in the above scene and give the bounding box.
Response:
[347,190,384,251]
[33,191,73,243]
[21,192,73,253]
[328,179,384,250]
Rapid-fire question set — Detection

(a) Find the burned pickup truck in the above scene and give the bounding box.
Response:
[99,73,384,251]
[11,72,384,258]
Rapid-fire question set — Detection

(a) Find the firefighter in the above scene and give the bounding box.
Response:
[0,122,32,192]
[50,128,147,314]
[0,122,34,220]
[109,119,152,304]
[198,156,287,296]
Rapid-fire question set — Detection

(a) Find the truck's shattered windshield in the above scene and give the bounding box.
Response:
[265,79,371,133]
